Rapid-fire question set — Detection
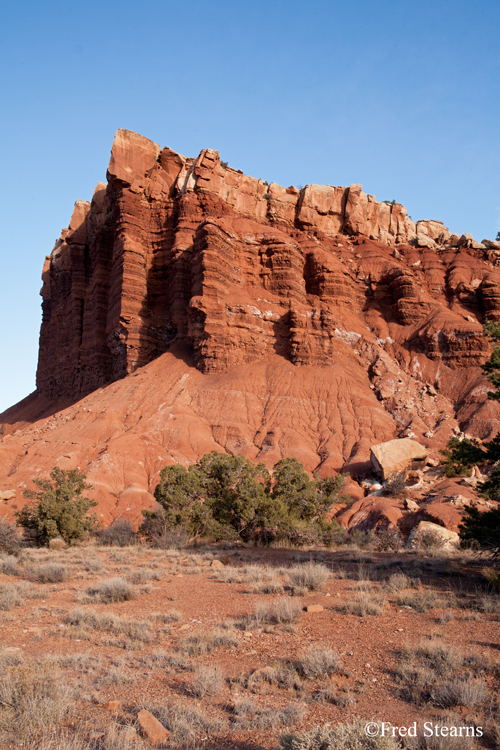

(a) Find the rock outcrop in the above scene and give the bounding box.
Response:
[36,129,500,404]
[370,438,429,480]
[1,128,500,528]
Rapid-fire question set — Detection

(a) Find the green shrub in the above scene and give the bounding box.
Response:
[16,468,98,546]
[148,452,346,546]
[439,437,485,477]
[459,505,500,558]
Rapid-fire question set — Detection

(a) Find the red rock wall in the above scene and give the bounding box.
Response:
[36,129,500,404]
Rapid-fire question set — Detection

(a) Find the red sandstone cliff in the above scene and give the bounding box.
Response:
[1,129,500,527]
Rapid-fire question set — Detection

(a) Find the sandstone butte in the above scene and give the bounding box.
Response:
[1,128,500,533]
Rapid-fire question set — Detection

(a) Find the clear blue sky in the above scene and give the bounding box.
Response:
[0,0,499,413]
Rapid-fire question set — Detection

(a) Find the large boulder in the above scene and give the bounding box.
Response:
[370,438,429,480]
[406,520,460,550]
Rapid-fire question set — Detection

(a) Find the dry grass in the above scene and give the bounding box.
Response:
[26,562,69,583]
[485,714,500,750]
[396,590,445,613]
[245,662,303,692]
[32,726,149,750]
[287,562,330,592]
[144,703,221,748]
[405,639,463,675]
[212,563,284,586]
[385,472,406,496]
[0,541,496,749]
[311,685,355,706]
[178,629,239,657]
[48,538,66,551]
[478,595,500,614]
[83,577,137,603]
[0,553,20,576]
[232,699,305,730]
[251,578,285,594]
[375,528,403,552]
[0,658,73,737]
[482,567,500,592]
[342,592,386,617]
[395,637,492,708]
[280,718,399,750]
[386,572,412,592]
[64,607,152,644]
[297,645,342,679]
[191,665,225,697]
[431,676,489,707]
[403,722,475,750]
[0,520,23,556]
[126,567,163,583]
[411,528,449,552]
[249,597,302,627]
[0,580,41,610]
[149,609,182,623]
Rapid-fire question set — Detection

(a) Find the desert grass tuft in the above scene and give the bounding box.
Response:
[0,658,73,737]
[396,590,444,613]
[145,703,221,748]
[232,699,305,730]
[297,645,342,679]
[287,562,330,592]
[191,665,225,697]
[64,607,152,643]
[0,580,42,611]
[149,609,182,623]
[402,721,475,749]
[247,597,302,627]
[26,563,68,583]
[0,554,20,576]
[178,629,239,657]
[245,662,303,692]
[126,568,162,584]
[280,718,399,750]
[83,577,137,603]
[386,572,412,592]
[251,578,285,594]
[341,592,386,617]
[431,676,489,708]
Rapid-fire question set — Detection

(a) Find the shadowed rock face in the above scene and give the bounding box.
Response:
[1,129,499,526]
